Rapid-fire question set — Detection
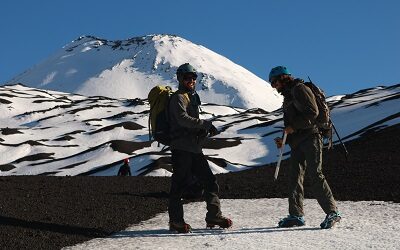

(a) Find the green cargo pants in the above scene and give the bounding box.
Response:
[288,133,337,216]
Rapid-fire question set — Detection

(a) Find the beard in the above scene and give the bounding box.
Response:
[183,82,195,92]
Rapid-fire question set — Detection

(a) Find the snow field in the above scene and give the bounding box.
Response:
[65,198,400,250]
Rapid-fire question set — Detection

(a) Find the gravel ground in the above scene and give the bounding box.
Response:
[0,125,399,249]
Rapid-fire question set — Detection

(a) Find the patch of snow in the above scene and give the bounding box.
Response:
[65,198,400,250]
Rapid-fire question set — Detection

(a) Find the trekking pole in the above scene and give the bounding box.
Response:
[331,121,349,160]
[274,132,288,181]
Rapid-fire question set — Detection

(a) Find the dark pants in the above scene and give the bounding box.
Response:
[288,134,337,217]
[168,149,222,223]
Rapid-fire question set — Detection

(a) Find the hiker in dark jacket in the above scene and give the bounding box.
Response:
[269,66,341,229]
[117,158,131,176]
[167,63,232,233]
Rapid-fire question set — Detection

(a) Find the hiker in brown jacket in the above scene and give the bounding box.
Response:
[167,63,232,233]
[269,66,341,229]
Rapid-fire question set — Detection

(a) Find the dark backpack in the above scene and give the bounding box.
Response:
[303,79,333,148]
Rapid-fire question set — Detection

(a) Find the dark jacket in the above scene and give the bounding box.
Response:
[168,87,211,153]
[282,79,319,148]
[117,163,132,176]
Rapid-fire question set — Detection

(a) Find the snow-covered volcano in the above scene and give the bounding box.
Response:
[0,83,398,176]
[6,35,282,111]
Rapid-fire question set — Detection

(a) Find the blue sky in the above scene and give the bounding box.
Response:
[1,0,399,96]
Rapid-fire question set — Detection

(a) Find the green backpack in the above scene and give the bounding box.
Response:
[148,85,174,146]
[148,85,190,146]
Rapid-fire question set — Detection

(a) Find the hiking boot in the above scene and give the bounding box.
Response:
[320,212,341,229]
[169,221,192,233]
[278,215,305,228]
[206,216,233,229]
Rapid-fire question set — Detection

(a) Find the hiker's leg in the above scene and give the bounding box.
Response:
[288,147,306,217]
[304,134,337,214]
[169,149,192,222]
[192,153,222,220]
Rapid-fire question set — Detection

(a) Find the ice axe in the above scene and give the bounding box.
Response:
[274,132,287,181]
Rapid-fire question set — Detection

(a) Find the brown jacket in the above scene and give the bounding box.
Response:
[168,89,211,153]
[283,79,319,148]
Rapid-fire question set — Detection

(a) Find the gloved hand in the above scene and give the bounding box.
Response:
[197,129,208,139]
[284,126,294,134]
[208,124,219,137]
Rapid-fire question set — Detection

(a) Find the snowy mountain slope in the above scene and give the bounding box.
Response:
[0,83,398,176]
[6,35,282,111]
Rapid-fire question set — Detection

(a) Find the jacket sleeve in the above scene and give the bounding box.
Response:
[170,94,211,130]
[290,84,319,130]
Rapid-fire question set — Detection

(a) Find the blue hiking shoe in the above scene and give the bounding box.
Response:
[320,212,341,229]
[278,215,305,228]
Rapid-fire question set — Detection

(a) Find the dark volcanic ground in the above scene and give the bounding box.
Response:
[0,125,399,249]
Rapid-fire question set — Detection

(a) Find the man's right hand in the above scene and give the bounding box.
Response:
[208,124,219,137]
[274,137,283,149]
[203,120,219,137]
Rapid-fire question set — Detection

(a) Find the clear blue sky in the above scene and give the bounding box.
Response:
[1,0,399,96]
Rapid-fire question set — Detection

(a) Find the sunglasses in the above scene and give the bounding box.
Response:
[183,75,197,81]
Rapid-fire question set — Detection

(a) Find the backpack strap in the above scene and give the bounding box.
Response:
[174,89,190,104]
[183,93,190,103]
